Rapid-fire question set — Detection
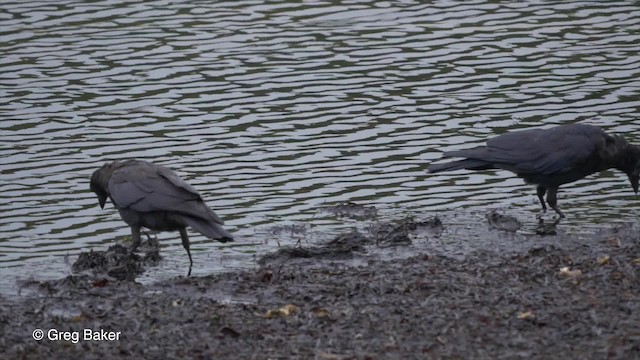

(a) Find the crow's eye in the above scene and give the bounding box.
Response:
[605,135,616,145]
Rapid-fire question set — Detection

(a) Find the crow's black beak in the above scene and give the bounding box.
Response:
[98,194,107,209]
[629,173,639,194]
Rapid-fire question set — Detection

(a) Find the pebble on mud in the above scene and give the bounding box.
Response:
[597,255,611,265]
[486,210,521,232]
[559,266,582,278]
[265,304,300,318]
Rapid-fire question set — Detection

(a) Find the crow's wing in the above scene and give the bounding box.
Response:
[107,161,224,224]
[446,125,605,175]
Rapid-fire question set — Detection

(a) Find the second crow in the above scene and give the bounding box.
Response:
[428,124,640,217]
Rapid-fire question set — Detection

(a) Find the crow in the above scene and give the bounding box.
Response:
[428,124,640,218]
[90,160,233,271]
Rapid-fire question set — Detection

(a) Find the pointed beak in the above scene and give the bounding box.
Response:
[629,173,639,194]
[98,195,107,209]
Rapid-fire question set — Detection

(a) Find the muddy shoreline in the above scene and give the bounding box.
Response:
[1,215,639,359]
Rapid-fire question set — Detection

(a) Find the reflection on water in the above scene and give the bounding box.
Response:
[2,0,640,294]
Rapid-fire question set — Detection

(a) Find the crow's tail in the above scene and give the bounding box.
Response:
[178,215,234,242]
[428,159,493,173]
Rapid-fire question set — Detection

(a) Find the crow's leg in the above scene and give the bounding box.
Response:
[129,225,142,254]
[536,185,547,212]
[545,187,565,218]
[179,228,194,276]
[535,185,548,220]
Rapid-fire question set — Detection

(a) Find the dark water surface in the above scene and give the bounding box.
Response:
[2,0,640,293]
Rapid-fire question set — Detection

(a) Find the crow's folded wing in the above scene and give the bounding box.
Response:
[446,125,605,175]
[107,161,224,224]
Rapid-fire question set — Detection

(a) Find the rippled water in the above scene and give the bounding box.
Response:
[2,0,640,294]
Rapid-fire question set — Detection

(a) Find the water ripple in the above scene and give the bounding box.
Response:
[2,0,640,293]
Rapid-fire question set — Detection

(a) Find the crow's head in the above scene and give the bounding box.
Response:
[602,135,640,194]
[90,161,119,208]
[620,145,640,194]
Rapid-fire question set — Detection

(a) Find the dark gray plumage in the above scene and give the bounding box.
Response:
[90,159,233,269]
[428,124,640,218]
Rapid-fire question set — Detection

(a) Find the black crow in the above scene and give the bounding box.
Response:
[90,160,233,270]
[428,124,640,217]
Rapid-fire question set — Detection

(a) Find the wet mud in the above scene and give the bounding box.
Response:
[1,211,640,359]
[72,237,162,281]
